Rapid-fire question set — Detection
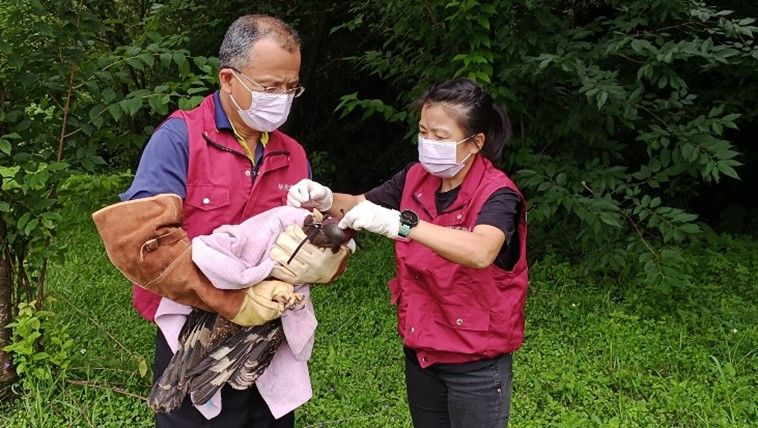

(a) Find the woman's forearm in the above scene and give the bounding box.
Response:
[407,221,505,269]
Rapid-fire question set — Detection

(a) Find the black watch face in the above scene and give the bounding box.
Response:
[401,210,419,226]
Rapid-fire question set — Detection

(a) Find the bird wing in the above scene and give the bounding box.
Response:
[186,319,285,406]
[148,310,217,413]
[227,321,285,390]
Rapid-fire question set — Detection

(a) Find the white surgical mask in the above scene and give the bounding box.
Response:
[418,135,475,178]
[229,71,293,132]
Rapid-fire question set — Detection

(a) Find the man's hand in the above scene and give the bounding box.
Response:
[270,224,349,284]
[231,280,303,326]
[338,200,401,240]
[286,179,333,211]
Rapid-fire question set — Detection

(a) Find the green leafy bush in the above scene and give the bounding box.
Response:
[0,0,216,379]
[332,0,757,289]
[3,300,73,387]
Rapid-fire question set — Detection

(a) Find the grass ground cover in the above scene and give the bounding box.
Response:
[0,189,755,427]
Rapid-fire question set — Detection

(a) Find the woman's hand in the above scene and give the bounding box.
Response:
[287,179,333,211]
[338,200,401,239]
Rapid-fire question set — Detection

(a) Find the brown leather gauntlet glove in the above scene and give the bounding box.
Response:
[269,224,350,284]
[92,194,284,326]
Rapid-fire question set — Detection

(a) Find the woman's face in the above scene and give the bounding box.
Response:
[418,103,479,163]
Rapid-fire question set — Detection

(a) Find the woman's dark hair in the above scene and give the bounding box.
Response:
[415,78,512,163]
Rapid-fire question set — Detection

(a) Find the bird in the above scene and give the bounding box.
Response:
[148,309,286,412]
[147,212,355,414]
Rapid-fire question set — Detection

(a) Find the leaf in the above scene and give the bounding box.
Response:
[120,96,142,116]
[108,103,122,121]
[0,139,10,156]
[599,213,622,228]
[126,58,145,71]
[178,96,202,110]
[24,218,39,235]
[680,223,700,234]
[88,105,104,129]
[159,52,172,67]
[597,91,608,109]
[101,88,117,103]
[717,162,739,179]
[537,181,552,192]
[477,16,490,30]
[137,357,148,378]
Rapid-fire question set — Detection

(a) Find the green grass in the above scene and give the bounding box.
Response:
[1,192,756,427]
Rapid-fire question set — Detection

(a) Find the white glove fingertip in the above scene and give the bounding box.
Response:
[308,185,322,199]
[322,189,334,210]
[287,193,302,207]
[338,216,354,229]
[299,186,313,203]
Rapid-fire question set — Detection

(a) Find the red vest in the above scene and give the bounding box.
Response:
[132,94,310,321]
[391,156,528,367]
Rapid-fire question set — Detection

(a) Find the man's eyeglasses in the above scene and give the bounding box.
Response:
[230,68,305,98]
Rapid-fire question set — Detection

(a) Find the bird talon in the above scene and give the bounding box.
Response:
[291,292,304,306]
[274,292,304,310]
[310,208,324,223]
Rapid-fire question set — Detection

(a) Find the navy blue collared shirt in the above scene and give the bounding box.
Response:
[121,92,309,201]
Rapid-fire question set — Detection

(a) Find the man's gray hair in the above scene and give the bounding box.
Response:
[219,14,301,70]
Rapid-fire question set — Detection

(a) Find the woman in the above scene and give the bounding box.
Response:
[287,78,528,428]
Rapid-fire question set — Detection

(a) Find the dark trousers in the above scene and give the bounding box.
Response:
[153,329,294,428]
[404,348,512,428]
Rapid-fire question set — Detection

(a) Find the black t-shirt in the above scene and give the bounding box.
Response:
[364,164,521,270]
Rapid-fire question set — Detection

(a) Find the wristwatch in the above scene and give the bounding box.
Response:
[398,209,420,238]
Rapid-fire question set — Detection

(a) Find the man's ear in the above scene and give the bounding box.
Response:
[219,69,235,94]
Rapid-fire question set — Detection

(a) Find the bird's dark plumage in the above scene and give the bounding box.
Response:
[147,312,284,413]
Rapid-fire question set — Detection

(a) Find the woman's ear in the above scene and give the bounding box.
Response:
[471,132,486,153]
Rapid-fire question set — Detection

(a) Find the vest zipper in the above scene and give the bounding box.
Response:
[203,132,290,186]
[202,131,249,156]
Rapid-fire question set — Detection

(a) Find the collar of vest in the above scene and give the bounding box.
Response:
[411,155,489,218]
[256,135,291,174]
[198,95,241,154]
[199,95,292,172]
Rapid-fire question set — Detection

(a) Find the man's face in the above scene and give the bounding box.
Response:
[221,37,302,112]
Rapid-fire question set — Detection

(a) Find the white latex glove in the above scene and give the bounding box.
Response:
[286,179,333,211]
[338,200,401,240]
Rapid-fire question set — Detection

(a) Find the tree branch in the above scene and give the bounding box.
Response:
[57,66,76,162]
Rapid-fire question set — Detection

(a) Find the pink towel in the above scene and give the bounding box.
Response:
[154,205,317,420]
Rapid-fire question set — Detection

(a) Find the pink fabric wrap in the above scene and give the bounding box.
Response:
[154,206,317,419]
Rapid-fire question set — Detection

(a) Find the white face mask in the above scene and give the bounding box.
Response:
[417,135,475,178]
[229,71,294,132]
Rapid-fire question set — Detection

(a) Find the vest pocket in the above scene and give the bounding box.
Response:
[433,304,490,332]
[185,184,231,211]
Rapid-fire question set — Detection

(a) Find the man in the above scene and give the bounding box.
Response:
[119,15,329,427]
